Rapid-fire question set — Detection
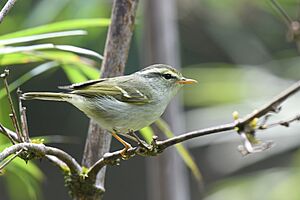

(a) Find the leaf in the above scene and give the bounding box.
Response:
[5,160,43,200]
[155,118,203,181]
[139,126,154,144]
[34,50,86,63]
[0,18,111,40]
[55,45,103,60]
[0,44,102,61]
[0,43,55,54]
[0,61,59,99]
[76,64,100,80]
[62,65,89,83]
[0,30,87,45]
[0,50,96,65]
[0,53,44,65]
[11,158,44,181]
[75,63,100,80]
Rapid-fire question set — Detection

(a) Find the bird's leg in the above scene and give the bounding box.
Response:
[111,132,132,158]
[128,130,150,150]
[118,132,140,143]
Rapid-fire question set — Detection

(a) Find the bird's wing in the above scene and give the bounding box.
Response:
[58,79,106,90]
[60,78,151,104]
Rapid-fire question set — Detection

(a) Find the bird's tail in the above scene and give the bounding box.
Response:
[21,92,72,101]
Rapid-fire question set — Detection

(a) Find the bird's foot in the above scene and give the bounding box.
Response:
[137,140,151,150]
[127,131,151,150]
[120,144,132,160]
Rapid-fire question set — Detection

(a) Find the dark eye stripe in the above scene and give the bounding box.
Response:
[162,73,174,79]
[142,72,177,80]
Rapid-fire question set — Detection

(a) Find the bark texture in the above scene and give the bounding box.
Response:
[80,0,139,199]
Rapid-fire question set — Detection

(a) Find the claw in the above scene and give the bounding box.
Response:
[120,146,131,159]
[111,131,132,159]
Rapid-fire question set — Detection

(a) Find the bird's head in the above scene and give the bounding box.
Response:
[138,64,197,86]
[136,64,197,98]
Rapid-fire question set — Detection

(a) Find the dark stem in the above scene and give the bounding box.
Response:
[1,70,22,141]
[17,89,30,142]
[0,122,16,144]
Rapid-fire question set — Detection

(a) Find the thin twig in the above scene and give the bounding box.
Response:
[238,80,300,125]
[0,124,19,142]
[45,155,70,172]
[0,122,16,144]
[1,70,22,141]
[0,0,18,24]
[260,114,300,129]
[17,88,30,142]
[9,114,22,140]
[0,148,23,172]
[45,146,81,174]
[0,143,81,174]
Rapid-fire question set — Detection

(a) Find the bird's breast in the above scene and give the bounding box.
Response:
[68,94,170,133]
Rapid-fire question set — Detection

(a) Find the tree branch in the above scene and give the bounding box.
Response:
[81,0,139,198]
[239,80,300,125]
[87,79,300,177]
[0,143,81,174]
[0,123,18,142]
[1,70,22,141]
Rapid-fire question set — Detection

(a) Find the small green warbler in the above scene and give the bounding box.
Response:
[22,64,197,155]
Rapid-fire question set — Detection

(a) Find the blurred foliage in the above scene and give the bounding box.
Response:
[205,149,300,200]
[182,65,246,107]
[140,119,202,181]
[0,10,109,200]
[155,119,202,181]
[0,1,113,200]
[0,135,44,200]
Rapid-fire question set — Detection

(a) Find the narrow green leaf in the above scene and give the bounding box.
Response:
[139,126,154,144]
[10,158,44,181]
[0,44,103,63]
[6,162,43,200]
[0,53,44,65]
[0,18,111,39]
[75,64,100,80]
[0,61,59,99]
[0,43,55,54]
[55,45,103,60]
[0,50,97,66]
[0,30,87,45]
[33,50,85,64]
[62,65,88,83]
[155,118,202,181]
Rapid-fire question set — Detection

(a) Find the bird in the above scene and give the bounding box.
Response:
[22,64,197,156]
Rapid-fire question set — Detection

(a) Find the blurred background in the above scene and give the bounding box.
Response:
[1,0,300,199]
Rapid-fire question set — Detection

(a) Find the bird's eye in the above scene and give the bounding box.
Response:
[162,73,173,80]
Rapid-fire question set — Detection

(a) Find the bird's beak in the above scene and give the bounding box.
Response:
[177,77,198,85]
